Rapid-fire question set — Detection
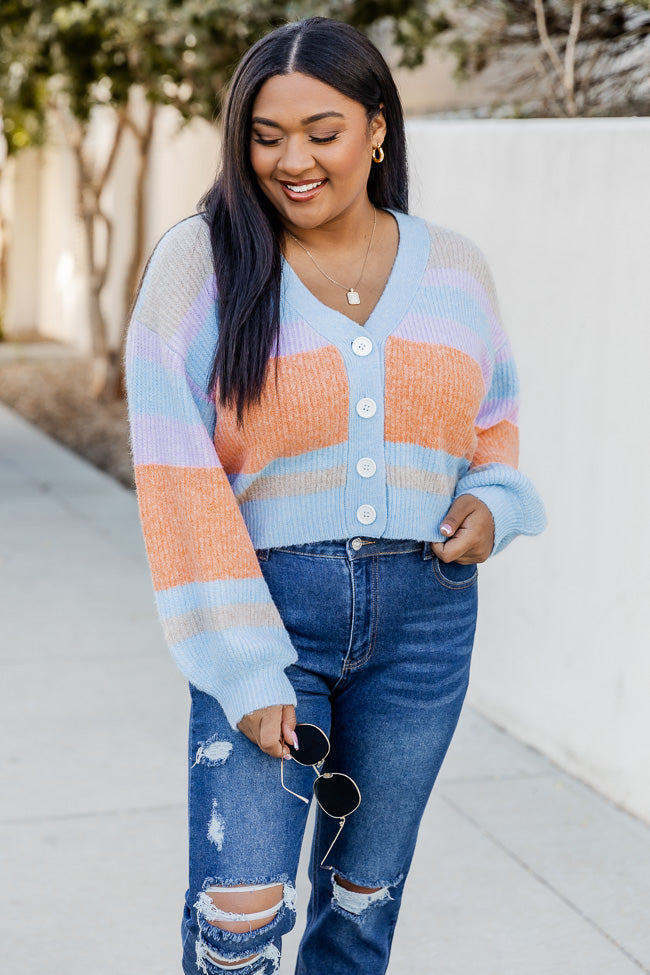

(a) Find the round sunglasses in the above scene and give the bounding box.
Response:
[281,723,361,867]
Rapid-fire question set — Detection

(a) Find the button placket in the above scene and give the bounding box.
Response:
[352,335,373,357]
[356,504,377,525]
[343,332,386,536]
[356,457,376,478]
[356,397,377,419]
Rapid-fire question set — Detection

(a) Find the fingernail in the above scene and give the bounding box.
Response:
[440,523,453,536]
[291,731,299,751]
[283,750,292,760]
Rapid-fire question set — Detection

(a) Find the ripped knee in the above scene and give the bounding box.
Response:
[334,874,382,894]
[199,882,285,933]
[331,872,400,922]
[196,937,280,973]
[194,879,296,974]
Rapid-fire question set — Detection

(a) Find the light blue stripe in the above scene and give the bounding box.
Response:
[410,286,494,342]
[241,489,348,548]
[127,356,213,426]
[385,490,457,543]
[155,579,273,619]
[171,627,295,682]
[384,442,470,478]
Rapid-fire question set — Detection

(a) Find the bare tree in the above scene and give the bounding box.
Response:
[427,0,650,117]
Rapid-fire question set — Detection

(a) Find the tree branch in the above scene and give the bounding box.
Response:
[534,0,565,83]
[564,0,584,116]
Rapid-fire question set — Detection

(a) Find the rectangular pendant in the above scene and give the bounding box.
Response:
[347,290,360,305]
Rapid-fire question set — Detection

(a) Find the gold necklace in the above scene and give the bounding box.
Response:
[286,208,377,306]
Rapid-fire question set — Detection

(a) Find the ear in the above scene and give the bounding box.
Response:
[370,104,387,148]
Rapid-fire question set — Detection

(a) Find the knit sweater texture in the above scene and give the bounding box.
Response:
[126,208,546,728]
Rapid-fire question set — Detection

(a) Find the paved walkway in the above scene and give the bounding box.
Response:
[1,401,649,975]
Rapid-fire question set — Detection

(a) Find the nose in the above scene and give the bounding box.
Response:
[276,134,315,177]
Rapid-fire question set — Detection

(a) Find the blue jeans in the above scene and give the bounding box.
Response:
[181,537,478,975]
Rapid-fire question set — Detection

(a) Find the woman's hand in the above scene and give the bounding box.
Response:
[431,495,495,565]
[237,704,297,759]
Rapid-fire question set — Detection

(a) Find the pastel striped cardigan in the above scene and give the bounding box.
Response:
[126,208,545,728]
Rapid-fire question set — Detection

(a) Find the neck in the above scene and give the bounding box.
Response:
[281,197,377,253]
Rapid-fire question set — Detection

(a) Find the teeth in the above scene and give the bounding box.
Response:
[285,181,323,193]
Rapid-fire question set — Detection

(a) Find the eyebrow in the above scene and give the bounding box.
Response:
[251,111,345,128]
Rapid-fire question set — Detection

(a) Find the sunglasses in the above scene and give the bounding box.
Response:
[281,723,361,867]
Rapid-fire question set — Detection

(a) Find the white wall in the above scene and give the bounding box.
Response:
[5,114,650,822]
[4,106,220,350]
[406,118,650,823]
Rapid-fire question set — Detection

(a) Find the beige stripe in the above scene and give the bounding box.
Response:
[163,602,281,645]
[387,465,456,496]
[236,465,346,505]
[426,224,500,311]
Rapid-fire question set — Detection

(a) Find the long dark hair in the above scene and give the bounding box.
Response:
[201,17,408,422]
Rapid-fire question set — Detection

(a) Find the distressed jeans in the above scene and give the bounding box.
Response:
[181,537,478,975]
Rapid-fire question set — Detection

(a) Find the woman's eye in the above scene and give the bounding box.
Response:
[310,134,338,144]
[253,136,281,146]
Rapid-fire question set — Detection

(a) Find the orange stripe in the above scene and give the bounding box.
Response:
[472,420,519,468]
[134,465,261,590]
[385,338,485,458]
[215,346,348,474]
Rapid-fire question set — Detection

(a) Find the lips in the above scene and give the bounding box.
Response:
[278,178,327,202]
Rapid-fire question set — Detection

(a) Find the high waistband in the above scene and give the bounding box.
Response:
[257,538,435,561]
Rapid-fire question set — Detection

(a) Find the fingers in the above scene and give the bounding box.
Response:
[433,494,495,564]
[237,705,291,759]
[281,705,298,754]
[438,494,478,541]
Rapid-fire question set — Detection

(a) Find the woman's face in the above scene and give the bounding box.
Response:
[249,72,386,233]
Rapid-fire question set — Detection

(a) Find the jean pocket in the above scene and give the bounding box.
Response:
[433,557,478,590]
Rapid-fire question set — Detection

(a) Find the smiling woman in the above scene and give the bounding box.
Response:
[125,16,546,975]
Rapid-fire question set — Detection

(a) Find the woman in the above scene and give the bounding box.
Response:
[126,17,545,975]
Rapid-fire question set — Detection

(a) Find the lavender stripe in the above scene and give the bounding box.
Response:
[421,267,502,342]
[476,398,519,427]
[171,280,218,359]
[275,317,332,358]
[131,414,223,468]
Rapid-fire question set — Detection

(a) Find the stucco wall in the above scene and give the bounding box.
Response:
[5,115,650,822]
[406,118,650,823]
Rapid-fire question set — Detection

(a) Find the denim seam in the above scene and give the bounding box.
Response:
[333,557,357,689]
[271,549,347,560]
[350,549,421,561]
[432,558,478,591]
[344,554,379,671]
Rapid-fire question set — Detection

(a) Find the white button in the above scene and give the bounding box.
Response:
[351,537,363,551]
[356,504,377,525]
[356,457,376,478]
[356,397,377,418]
[352,336,373,357]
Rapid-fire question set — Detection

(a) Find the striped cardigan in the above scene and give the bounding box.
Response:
[125,208,545,728]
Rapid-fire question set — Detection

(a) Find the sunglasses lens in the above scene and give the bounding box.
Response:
[313,773,360,818]
[289,724,329,765]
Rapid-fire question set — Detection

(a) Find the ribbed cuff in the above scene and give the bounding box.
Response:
[457,484,525,556]
[207,666,298,730]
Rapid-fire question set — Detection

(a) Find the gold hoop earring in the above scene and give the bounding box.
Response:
[372,145,385,164]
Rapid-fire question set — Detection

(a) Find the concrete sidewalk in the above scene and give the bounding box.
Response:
[1,401,649,975]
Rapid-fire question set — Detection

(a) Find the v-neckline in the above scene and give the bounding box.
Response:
[281,209,430,348]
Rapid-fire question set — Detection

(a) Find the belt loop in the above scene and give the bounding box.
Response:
[422,541,434,561]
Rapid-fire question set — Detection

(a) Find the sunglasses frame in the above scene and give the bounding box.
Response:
[280,723,361,867]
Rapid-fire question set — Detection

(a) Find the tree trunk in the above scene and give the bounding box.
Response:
[63,107,126,398]
[103,99,157,400]
[0,157,10,339]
